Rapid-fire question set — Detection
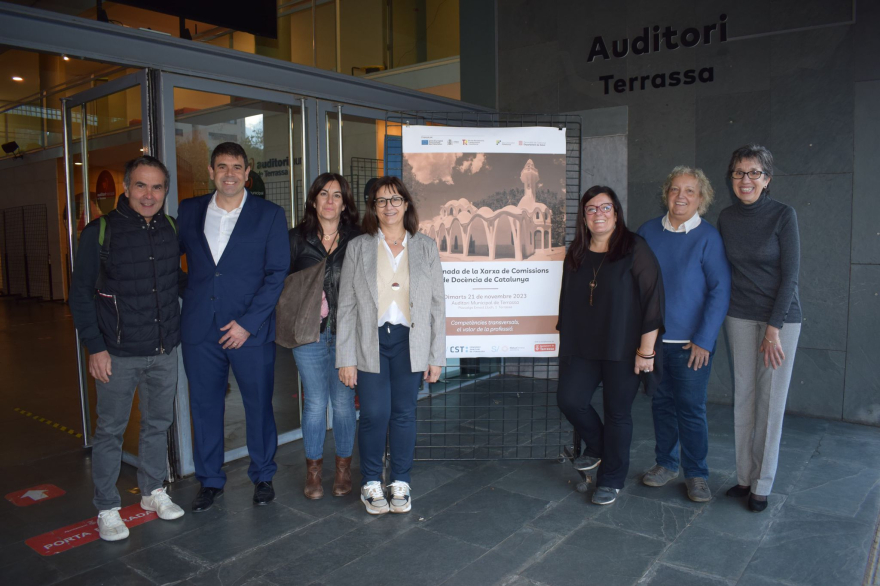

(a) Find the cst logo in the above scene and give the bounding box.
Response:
[491,346,499,352]
[449,346,467,353]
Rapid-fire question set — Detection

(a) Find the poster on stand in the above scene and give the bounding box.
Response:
[402,125,567,358]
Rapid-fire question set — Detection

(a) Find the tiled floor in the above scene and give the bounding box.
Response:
[3,396,879,586]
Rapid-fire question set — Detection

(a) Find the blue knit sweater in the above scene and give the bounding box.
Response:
[637,216,731,351]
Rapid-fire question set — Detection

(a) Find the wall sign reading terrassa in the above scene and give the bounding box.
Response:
[589,14,728,94]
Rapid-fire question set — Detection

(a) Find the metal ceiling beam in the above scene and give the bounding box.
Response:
[0,3,491,115]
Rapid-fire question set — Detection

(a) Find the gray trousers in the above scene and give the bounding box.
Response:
[92,346,178,511]
[725,317,801,496]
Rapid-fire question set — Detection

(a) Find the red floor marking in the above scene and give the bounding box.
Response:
[5,484,66,507]
[26,503,158,556]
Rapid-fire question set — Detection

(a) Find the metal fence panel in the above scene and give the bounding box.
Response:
[381,111,582,462]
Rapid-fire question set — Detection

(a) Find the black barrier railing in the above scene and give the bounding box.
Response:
[381,112,583,470]
[0,204,52,299]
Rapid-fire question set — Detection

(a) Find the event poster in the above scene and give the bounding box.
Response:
[402,125,567,358]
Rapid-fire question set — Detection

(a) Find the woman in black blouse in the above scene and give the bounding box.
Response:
[557,186,664,505]
[288,173,360,500]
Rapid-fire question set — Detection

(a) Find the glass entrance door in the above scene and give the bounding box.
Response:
[62,70,151,467]
[159,74,309,476]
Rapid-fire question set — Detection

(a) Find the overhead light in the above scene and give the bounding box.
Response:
[139,148,144,152]
[12,76,23,82]
[63,55,70,61]
[74,162,82,166]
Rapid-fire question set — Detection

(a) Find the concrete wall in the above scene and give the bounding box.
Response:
[491,0,880,426]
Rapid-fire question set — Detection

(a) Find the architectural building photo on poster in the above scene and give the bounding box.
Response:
[401,126,566,359]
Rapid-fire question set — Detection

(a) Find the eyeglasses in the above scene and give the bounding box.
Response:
[731,170,769,180]
[375,196,405,208]
[585,204,614,215]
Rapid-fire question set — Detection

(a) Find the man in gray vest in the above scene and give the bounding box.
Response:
[70,155,185,541]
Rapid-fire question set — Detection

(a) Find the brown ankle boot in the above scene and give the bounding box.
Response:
[304,458,323,499]
[333,456,353,496]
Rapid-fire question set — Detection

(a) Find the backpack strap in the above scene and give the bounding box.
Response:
[96,216,111,290]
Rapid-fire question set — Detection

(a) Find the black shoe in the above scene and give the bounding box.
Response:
[573,454,601,471]
[726,484,750,498]
[191,486,223,512]
[748,494,768,512]
[253,481,275,505]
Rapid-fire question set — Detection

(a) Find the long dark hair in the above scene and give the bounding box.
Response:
[565,185,634,270]
[361,176,420,236]
[297,173,359,239]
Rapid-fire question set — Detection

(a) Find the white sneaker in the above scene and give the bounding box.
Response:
[360,481,390,515]
[388,480,412,513]
[141,487,185,520]
[97,508,130,541]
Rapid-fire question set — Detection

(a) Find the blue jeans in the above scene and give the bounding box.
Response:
[292,328,356,460]
[356,324,423,485]
[652,343,713,479]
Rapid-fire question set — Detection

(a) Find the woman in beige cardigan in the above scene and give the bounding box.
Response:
[336,176,446,516]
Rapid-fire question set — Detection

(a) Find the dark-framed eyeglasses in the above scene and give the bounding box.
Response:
[375,196,405,208]
[731,170,768,180]
[585,203,614,215]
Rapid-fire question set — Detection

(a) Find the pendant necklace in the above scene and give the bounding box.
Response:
[589,253,607,306]
[322,229,339,242]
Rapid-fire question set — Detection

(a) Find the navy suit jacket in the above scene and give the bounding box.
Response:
[178,191,290,346]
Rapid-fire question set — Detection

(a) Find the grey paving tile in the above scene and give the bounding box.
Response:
[527,490,600,536]
[0,554,64,586]
[178,514,359,586]
[425,487,550,549]
[53,559,155,586]
[741,505,873,586]
[642,563,732,586]
[121,543,209,584]
[815,434,880,468]
[824,420,880,443]
[689,492,784,541]
[168,502,314,564]
[491,459,582,502]
[592,492,699,542]
[522,521,666,586]
[785,457,880,521]
[439,526,561,586]
[766,448,813,496]
[317,527,486,586]
[661,526,759,580]
[262,514,418,585]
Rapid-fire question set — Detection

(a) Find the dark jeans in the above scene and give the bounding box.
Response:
[557,355,641,489]
[652,343,713,479]
[92,347,178,511]
[356,324,423,485]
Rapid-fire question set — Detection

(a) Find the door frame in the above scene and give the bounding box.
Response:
[61,70,151,467]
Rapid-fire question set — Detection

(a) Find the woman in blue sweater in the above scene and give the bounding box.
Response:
[637,166,731,503]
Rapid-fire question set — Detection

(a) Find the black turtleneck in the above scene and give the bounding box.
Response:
[717,193,801,328]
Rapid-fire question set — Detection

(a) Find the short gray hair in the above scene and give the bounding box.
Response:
[727,144,774,179]
[123,155,170,194]
[661,166,714,215]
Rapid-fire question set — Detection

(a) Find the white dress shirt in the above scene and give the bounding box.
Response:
[661,211,701,233]
[204,191,247,264]
[377,229,410,327]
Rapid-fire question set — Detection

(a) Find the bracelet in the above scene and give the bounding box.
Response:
[636,349,656,359]
[763,336,777,346]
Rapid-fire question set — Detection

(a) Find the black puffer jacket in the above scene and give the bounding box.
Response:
[288,223,360,335]
[70,195,182,357]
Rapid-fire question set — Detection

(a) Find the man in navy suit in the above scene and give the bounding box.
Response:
[178,142,290,511]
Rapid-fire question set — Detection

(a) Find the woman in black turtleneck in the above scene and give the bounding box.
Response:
[717,144,802,513]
